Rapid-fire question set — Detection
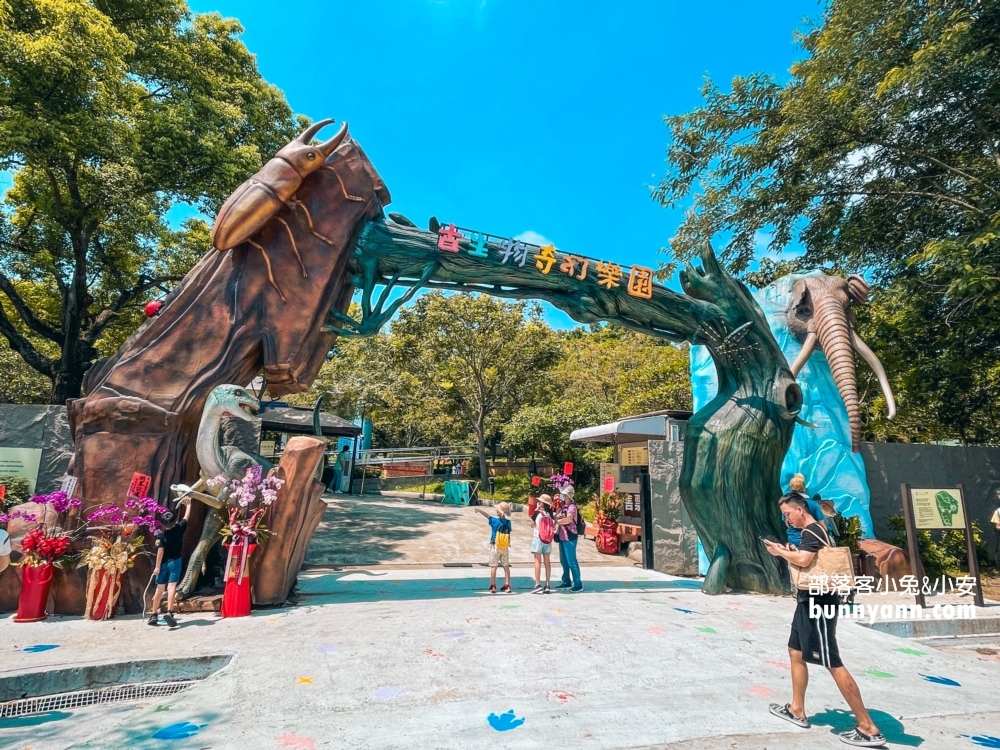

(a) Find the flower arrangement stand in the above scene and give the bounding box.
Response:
[220,542,257,618]
[596,515,621,556]
[14,563,54,622]
[85,568,123,620]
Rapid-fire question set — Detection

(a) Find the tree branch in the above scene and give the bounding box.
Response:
[82,275,183,345]
[0,271,63,342]
[0,303,53,377]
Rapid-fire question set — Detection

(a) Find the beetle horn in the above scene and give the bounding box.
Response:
[317,121,349,156]
[297,118,336,144]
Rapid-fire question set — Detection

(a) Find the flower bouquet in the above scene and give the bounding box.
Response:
[80,496,167,620]
[547,473,574,510]
[1,491,81,622]
[208,465,284,617]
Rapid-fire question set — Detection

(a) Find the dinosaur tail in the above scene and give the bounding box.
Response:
[176,507,226,600]
[702,542,731,595]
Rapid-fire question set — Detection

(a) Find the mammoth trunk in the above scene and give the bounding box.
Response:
[814,297,863,452]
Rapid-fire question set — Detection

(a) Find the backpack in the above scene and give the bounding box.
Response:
[495,518,511,550]
[575,506,587,538]
[537,512,555,544]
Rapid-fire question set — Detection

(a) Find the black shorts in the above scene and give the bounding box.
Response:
[788,595,843,669]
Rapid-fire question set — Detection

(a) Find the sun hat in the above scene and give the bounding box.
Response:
[559,485,575,500]
[538,494,554,506]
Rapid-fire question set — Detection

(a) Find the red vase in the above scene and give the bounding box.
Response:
[220,542,256,618]
[596,516,620,555]
[14,563,54,623]
[86,569,123,620]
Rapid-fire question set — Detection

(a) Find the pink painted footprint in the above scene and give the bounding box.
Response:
[763,659,790,670]
[648,626,668,635]
[424,649,450,661]
[749,685,775,698]
[546,690,576,703]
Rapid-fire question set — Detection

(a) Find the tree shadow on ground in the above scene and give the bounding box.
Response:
[304,499,453,567]
[295,572,704,605]
[810,708,924,746]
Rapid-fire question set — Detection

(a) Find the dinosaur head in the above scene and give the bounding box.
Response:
[205,384,260,422]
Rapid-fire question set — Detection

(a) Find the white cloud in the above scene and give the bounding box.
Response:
[513,230,552,247]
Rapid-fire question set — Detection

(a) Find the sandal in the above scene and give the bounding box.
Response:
[840,728,886,747]
[768,703,810,729]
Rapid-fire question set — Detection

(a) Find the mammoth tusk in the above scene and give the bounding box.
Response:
[789,331,817,376]
[850,329,896,419]
[297,118,336,144]
[317,121,349,156]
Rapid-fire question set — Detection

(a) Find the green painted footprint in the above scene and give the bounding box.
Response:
[866,669,896,678]
[500,605,520,610]
[894,647,926,656]
[696,627,717,634]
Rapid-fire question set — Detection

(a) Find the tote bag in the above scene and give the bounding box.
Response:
[788,526,855,592]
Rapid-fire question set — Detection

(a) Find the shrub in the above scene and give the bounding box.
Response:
[888,515,996,579]
[0,476,31,507]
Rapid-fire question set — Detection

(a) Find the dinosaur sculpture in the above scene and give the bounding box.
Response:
[170,384,267,599]
[62,117,813,607]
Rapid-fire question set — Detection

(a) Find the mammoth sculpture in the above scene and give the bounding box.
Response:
[787,274,896,452]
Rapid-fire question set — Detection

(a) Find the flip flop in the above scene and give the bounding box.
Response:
[769,703,810,729]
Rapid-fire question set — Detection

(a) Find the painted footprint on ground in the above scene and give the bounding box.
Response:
[696,626,717,634]
[893,647,926,656]
[487,710,524,732]
[152,721,206,740]
[920,674,961,686]
[865,669,895,679]
[21,644,59,653]
[963,735,1000,748]
[375,686,404,701]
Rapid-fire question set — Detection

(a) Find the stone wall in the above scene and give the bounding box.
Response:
[647,440,700,576]
[0,404,73,496]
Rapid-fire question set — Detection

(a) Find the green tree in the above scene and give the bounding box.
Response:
[655,0,1000,442]
[0,0,302,403]
[505,325,691,465]
[391,292,560,483]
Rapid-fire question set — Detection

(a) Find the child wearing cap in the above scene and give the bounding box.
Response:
[475,502,512,593]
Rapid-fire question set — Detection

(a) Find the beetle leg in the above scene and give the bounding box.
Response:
[276,217,308,277]
[248,239,286,302]
[288,197,314,229]
[322,165,366,202]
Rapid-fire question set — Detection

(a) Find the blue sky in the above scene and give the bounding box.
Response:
[188,1,820,327]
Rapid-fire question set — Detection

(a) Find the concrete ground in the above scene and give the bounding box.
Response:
[2,494,998,749]
[304,493,631,569]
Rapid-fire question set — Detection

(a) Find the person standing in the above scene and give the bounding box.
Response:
[531,494,556,594]
[149,497,193,628]
[554,486,583,592]
[764,493,886,748]
[475,502,512,593]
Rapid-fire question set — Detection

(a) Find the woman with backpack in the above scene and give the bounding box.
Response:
[531,494,556,594]
[555,485,584,592]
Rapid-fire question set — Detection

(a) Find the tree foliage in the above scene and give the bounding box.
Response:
[656,0,1000,442]
[0,0,302,403]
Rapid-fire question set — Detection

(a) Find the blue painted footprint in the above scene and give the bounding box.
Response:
[488,710,524,732]
[152,721,206,740]
[962,736,1000,748]
[920,674,961,686]
[22,644,59,653]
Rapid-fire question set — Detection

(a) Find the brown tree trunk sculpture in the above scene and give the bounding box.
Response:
[61,139,388,613]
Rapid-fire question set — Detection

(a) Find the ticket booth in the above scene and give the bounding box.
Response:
[570,410,691,567]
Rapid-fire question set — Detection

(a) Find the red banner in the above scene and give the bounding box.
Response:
[128,472,152,499]
[563,462,574,475]
[602,476,615,493]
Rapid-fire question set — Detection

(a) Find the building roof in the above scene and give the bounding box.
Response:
[569,409,692,444]
[259,405,361,437]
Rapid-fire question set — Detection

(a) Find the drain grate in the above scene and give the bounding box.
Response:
[0,679,197,718]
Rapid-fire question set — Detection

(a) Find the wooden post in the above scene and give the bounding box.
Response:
[957,484,986,608]
[900,483,926,608]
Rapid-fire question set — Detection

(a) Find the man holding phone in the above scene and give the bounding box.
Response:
[763,492,885,748]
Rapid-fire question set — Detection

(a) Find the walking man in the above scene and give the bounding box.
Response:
[764,492,886,748]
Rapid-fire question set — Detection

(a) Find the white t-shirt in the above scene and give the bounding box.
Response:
[991,508,1000,526]
[0,529,11,556]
